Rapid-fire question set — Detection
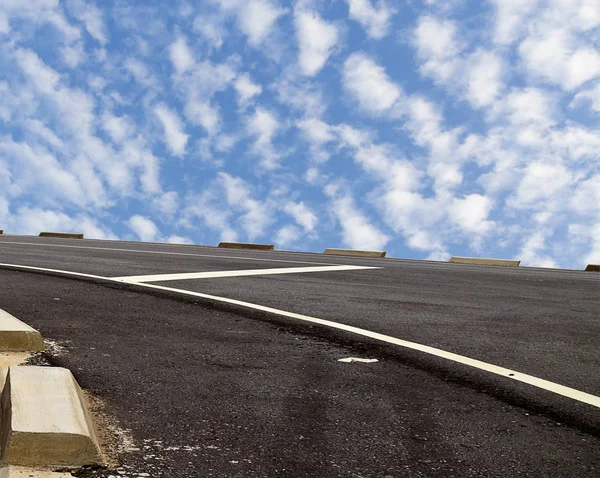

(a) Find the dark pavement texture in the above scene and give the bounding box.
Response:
[0,236,599,477]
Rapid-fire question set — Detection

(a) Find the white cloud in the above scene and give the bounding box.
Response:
[23,119,63,149]
[294,9,339,76]
[570,82,600,113]
[519,28,600,91]
[569,174,600,214]
[569,222,600,266]
[490,87,557,127]
[193,14,225,48]
[284,201,317,232]
[297,118,336,146]
[246,107,282,169]
[413,16,461,83]
[66,0,107,44]
[346,0,396,39]
[154,105,188,157]
[448,194,494,235]
[519,230,558,268]
[128,215,159,242]
[273,72,327,118]
[218,172,271,239]
[275,225,301,246]
[512,160,572,208]
[165,234,193,244]
[414,18,504,109]
[6,207,116,240]
[217,0,286,46]
[234,73,262,107]
[465,50,505,108]
[170,57,236,135]
[491,0,540,46]
[169,37,195,75]
[124,58,155,87]
[152,191,179,217]
[0,137,95,208]
[342,52,401,114]
[15,48,61,95]
[1,1,81,43]
[61,42,85,68]
[101,112,134,144]
[186,101,222,137]
[296,118,336,162]
[326,186,389,251]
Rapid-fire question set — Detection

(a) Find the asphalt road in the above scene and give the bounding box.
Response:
[0,235,599,477]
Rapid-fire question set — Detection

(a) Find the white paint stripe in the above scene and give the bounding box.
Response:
[0,263,107,281]
[1,262,599,409]
[0,241,338,266]
[112,265,379,283]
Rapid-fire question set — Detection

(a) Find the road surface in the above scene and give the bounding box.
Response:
[0,235,598,477]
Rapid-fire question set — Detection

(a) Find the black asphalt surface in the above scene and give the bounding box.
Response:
[0,235,599,477]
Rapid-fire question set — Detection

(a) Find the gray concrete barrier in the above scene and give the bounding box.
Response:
[39,232,84,239]
[449,256,520,267]
[323,248,387,258]
[0,466,73,477]
[0,311,44,352]
[218,242,274,251]
[0,367,103,468]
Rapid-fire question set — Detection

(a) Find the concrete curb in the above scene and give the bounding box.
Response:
[38,233,84,239]
[323,248,387,258]
[0,311,44,353]
[0,367,104,468]
[449,256,521,267]
[0,466,72,477]
[218,242,274,251]
[585,264,599,272]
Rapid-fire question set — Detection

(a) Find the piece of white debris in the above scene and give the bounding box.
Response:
[338,357,379,363]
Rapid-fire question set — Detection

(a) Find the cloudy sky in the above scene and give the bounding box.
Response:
[1,0,599,268]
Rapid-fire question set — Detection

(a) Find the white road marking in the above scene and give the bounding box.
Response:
[338,358,379,363]
[112,265,379,283]
[1,262,599,409]
[0,240,340,266]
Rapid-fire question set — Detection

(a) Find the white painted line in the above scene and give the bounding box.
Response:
[112,265,379,283]
[1,262,599,409]
[338,358,379,363]
[0,241,340,266]
[0,263,107,281]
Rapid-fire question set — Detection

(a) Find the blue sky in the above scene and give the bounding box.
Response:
[1,0,599,268]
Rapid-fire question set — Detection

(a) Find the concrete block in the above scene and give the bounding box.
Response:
[218,242,274,251]
[0,311,44,352]
[0,466,73,477]
[585,264,600,272]
[323,248,387,258]
[0,367,103,468]
[38,232,83,239]
[449,256,521,267]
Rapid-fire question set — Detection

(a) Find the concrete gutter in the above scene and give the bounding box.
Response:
[218,242,274,251]
[0,366,104,468]
[323,248,387,258]
[449,256,521,267]
[38,233,84,239]
[0,310,44,352]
